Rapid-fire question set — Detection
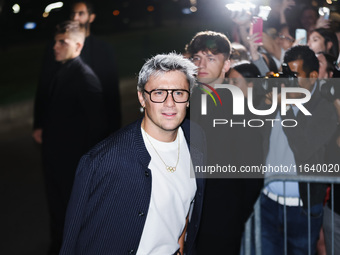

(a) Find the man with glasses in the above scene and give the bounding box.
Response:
[60,53,205,255]
[263,24,296,70]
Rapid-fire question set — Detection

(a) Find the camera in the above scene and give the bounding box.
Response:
[262,63,299,93]
[319,79,340,101]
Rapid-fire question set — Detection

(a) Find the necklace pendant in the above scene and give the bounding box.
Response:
[143,128,180,174]
[167,166,176,173]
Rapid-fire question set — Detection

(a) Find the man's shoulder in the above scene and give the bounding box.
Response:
[87,119,143,159]
[73,57,95,73]
[71,57,101,85]
[315,95,336,111]
[314,96,338,128]
[309,89,337,120]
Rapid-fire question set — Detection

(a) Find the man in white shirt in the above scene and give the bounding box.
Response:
[60,53,205,255]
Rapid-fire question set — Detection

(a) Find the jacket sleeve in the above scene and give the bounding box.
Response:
[59,153,96,254]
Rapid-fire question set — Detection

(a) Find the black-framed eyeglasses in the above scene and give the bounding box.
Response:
[143,89,190,103]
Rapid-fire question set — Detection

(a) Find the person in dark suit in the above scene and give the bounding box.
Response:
[70,0,121,131]
[33,20,109,254]
[33,0,121,136]
[260,45,337,255]
[60,53,205,255]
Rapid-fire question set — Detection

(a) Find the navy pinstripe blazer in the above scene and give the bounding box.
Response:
[60,118,205,255]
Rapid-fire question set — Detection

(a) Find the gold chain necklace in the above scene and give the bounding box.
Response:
[142,129,180,173]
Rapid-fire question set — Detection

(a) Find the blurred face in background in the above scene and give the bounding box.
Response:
[54,33,82,63]
[300,9,318,31]
[308,31,329,54]
[316,53,332,79]
[191,50,230,86]
[287,59,317,98]
[227,69,253,98]
[279,27,294,51]
[70,2,95,34]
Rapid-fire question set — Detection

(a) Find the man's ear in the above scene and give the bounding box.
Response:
[309,70,318,84]
[76,42,83,53]
[138,91,146,108]
[326,41,333,52]
[222,59,231,73]
[89,13,96,24]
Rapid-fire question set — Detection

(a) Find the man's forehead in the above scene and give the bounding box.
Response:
[73,10,86,14]
[194,50,222,57]
[310,31,321,38]
[72,3,88,13]
[149,70,187,80]
[145,71,188,86]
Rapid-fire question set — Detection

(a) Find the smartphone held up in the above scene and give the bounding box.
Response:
[295,29,307,45]
[319,7,330,20]
[250,16,263,44]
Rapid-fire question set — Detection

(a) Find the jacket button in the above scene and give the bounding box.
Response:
[145,171,149,177]
[128,249,134,254]
[138,212,145,217]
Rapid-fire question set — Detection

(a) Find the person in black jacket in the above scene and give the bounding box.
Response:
[33,0,121,136]
[59,53,205,255]
[34,20,109,254]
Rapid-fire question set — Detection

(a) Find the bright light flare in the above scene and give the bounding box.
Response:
[44,2,63,13]
[225,2,255,12]
[258,5,271,20]
[319,6,330,16]
[12,4,20,14]
[182,8,191,15]
[43,2,63,18]
[24,22,37,30]
[190,6,197,12]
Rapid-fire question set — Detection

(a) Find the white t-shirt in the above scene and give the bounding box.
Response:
[137,127,197,255]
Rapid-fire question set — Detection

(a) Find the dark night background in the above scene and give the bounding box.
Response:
[0,0,339,105]
[0,0,236,105]
[0,0,340,254]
